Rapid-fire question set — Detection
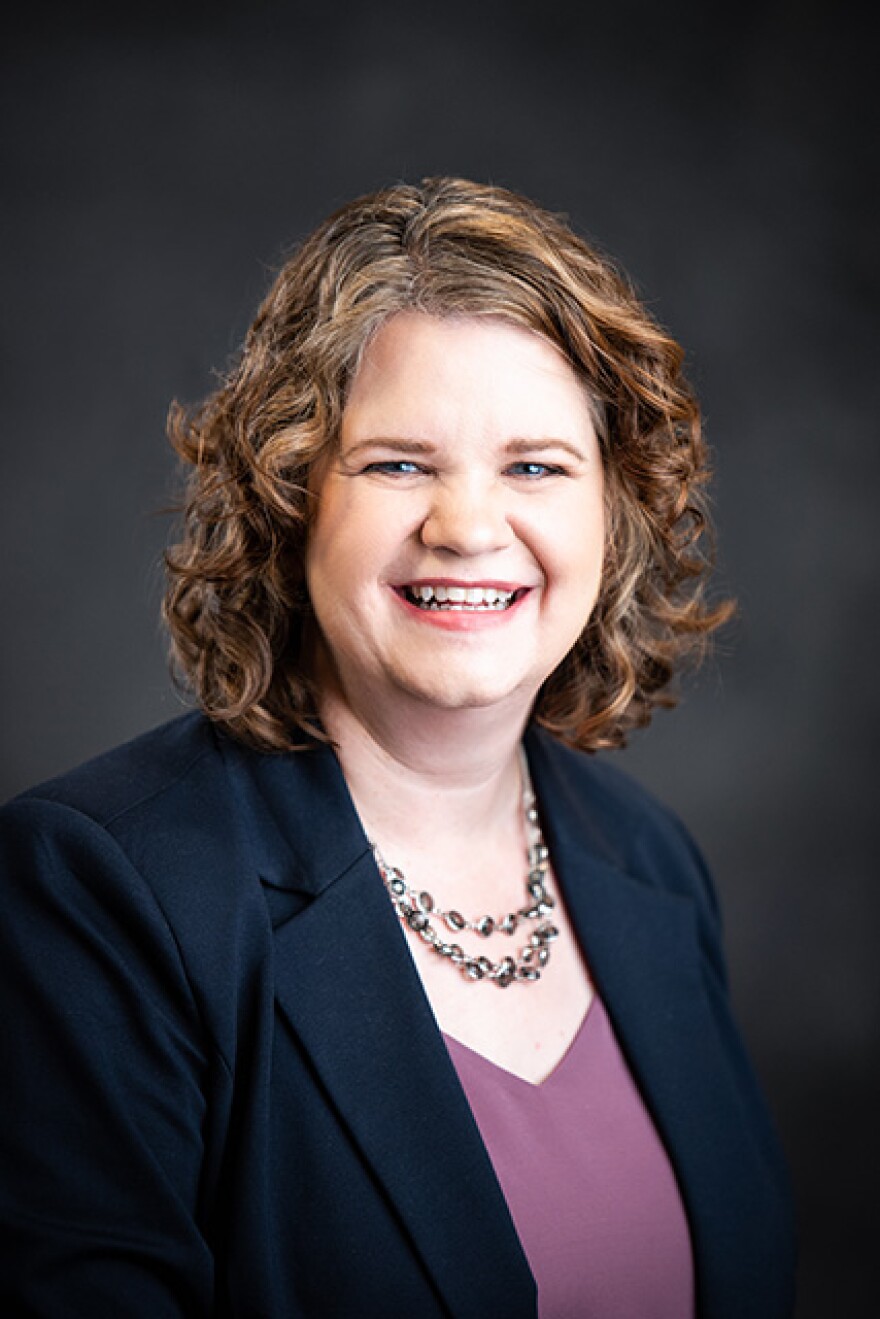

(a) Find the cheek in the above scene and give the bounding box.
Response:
[306,483,361,579]
[306,493,394,616]
[548,493,605,579]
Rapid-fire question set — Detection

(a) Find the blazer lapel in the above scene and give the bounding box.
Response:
[225,740,537,1319]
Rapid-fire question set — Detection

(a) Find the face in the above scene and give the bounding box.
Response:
[305,312,605,726]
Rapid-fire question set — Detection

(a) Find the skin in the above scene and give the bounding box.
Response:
[306,312,604,1082]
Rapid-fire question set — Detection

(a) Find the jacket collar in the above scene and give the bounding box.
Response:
[222,727,740,1316]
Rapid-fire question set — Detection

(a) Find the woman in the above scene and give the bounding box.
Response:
[0,178,795,1317]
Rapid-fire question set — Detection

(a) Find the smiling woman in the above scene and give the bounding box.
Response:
[163,177,725,756]
[0,179,796,1318]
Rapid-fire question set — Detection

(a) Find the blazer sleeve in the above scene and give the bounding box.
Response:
[0,796,220,1316]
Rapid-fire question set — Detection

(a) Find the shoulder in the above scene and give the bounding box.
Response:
[0,718,223,1030]
[0,713,262,921]
[525,725,723,932]
[0,714,274,1072]
[526,725,709,868]
[1,713,249,890]
[0,712,242,913]
[7,712,222,826]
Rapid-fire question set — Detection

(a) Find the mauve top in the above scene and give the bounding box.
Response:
[444,994,695,1318]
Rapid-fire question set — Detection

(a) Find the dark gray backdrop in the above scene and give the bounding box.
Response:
[2,3,877,1313]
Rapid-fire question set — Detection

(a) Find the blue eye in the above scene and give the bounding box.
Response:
[507,461,564,478]
[364,460,425,476]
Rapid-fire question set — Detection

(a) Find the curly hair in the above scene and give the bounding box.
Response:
[164,176,732,753]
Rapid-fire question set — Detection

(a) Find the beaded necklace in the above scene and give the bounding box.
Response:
[371,749,559,988]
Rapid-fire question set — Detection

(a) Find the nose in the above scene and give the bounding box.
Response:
[419,476,515,557]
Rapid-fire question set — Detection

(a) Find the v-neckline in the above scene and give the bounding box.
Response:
[442,995,598,1090]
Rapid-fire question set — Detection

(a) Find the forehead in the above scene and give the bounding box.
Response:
[341,312,597,445]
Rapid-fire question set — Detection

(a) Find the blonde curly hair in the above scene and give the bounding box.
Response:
[164,176,731,752]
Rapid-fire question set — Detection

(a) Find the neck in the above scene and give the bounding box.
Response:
[316,676,532,851]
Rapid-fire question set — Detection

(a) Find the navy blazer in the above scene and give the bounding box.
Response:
[0,714,795,1317]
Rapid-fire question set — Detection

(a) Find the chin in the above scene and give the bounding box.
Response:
[396,673,534,714]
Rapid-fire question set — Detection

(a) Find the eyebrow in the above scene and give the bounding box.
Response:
[342,436,590,462]
[504,438,589,462]
[343,438,438,461]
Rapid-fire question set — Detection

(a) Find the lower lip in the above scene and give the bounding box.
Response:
[392,589,531,631]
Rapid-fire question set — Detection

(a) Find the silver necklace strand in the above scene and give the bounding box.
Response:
[370,749,559,988]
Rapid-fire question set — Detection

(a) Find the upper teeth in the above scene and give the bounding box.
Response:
[410,584,514,606]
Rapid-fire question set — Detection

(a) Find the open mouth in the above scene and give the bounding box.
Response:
[400,584,526,612]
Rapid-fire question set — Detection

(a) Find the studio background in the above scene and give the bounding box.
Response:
[2,3,877,1313]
